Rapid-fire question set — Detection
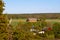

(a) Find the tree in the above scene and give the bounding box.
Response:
[0,0,5,14]
[0,0,9,40]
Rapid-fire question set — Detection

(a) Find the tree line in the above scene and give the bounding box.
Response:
[7,13,60,19]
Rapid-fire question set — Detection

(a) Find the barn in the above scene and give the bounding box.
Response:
[27,18,37,22]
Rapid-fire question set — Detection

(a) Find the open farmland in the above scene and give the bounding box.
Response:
[11,19,60,29]
[45,19,60,24]
[11,19,27,28]
[11,19,60,24]
[45,19,60,22]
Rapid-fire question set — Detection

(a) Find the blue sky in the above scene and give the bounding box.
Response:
[3,0,60,14]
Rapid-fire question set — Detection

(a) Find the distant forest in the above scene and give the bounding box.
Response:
[6,13,60,19]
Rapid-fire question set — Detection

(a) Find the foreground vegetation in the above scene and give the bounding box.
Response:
[9,18,60,40]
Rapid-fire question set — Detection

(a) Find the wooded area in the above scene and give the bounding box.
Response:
[7,13,60,19]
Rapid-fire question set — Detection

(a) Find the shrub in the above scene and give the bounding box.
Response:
[53,22,60,38]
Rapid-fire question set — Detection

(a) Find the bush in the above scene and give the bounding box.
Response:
[12,22,48,40]
[53,22,60,38]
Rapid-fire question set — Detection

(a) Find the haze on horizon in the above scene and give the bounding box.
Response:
[3,0,60,14]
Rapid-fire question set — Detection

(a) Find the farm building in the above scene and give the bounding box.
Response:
[27,18,38,22]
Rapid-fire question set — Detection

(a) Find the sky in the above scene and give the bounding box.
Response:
[3,0,60,14]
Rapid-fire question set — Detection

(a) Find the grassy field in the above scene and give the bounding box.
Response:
[45,19,60,22]
[11,19,60,24]
[10,19,60,40]
[11,19,60,30]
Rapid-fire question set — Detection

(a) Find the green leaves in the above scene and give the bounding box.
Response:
[0,0,9,40]
[53,22,60,38]
[0,0,4,14]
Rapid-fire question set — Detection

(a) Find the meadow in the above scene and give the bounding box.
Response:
[10,18,60,40]
[11,19,60,26]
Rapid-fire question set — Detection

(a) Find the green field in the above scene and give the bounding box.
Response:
[45,19,60,22]
[11,19,60,26]
[10,19,60,40]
